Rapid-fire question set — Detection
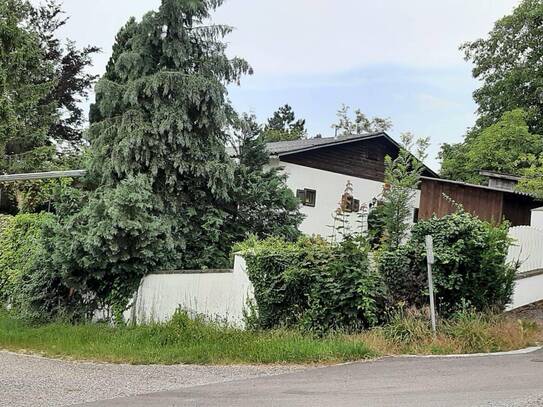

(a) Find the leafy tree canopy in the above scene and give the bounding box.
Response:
[440,0,543,183]
[440,109,543,184]
[461,0,543,134]
[0,0,56,173]
[261,104,306,142]
[0,0,98,174]
[332,104,392,137]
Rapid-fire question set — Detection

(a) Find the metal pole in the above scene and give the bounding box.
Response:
[425,235,437,336]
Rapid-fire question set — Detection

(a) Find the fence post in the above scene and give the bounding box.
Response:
[425,235,437,336]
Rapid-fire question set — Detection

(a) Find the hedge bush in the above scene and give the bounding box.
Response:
[238,235,384,334]
[0,213,54,309]
[379,211,516,317]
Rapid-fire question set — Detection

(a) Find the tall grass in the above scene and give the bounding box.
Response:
[0,309,539,365]
[0,310,374,365]
[360,307,540,355]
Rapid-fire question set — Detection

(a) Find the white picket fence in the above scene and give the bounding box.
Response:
[507,226,543,309]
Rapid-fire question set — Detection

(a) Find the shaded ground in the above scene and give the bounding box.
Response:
[81,348,543,407]
[0,351,304,407]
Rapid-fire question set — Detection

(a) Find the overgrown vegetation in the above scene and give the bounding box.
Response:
[238,235,383,334]
[379,210,516,318]
[0,309,375,365]
[0,309,537,365]
[0,0,302,321]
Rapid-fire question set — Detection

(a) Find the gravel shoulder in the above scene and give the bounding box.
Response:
[0,350,305,407]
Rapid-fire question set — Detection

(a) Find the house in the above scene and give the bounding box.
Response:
[419,174,542,226]
[260,132,437,237]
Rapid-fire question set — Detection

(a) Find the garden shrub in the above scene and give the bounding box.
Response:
[379,210,516,317]
[0,212,54,309]
[238,235,384,334]
[0,214,12,234]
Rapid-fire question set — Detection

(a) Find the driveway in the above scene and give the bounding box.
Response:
[78,348,543,407]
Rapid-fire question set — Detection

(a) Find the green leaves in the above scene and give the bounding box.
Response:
[240,235,383,334]
[379,211,516,318]
[441,109,543,184]
[461,0,543,134]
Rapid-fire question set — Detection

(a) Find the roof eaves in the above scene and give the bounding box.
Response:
[275,133,385,157]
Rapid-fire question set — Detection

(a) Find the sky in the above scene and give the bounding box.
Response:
[56,0,521,172]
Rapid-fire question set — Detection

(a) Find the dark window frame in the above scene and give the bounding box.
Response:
[297,188,317,207]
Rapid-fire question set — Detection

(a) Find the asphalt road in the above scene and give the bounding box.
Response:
[81,348,543,407]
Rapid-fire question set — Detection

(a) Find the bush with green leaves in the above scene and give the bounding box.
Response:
[379,210,516,317]
[0,213,54,309]
[238,235,384,334]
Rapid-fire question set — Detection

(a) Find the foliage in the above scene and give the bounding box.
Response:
[380,132,429,249]
[379,210,516,318]
[0,212,54,309]
[29,0,253,318]
[30,0,99,145]
[440,109,543,184]
[461,0,543,134]
[332,104,392,137]
[86,0,251,271]
[0,0,97,173]
[518,154,543,197]
[228,113,303,242]
[441,0,543,182]
[0,0,56,173]
[238,235,384,334]
[36,175,176,320]
[260,104,306,142]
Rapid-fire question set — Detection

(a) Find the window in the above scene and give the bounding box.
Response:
[341,194,360,213]
[413,208,420,223]
[296,188,316,207]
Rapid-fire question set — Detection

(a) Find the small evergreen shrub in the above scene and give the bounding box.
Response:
[379,211,516,317]
[238,235,384,334]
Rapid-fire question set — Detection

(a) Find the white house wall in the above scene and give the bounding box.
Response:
[273,159,420,238]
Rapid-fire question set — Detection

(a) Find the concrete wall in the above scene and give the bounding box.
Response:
[275,160,420,238]
[125,256,254,327]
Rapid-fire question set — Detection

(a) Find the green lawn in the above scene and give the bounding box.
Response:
[0,311,375,365]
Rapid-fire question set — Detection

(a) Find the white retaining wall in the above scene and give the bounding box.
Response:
[125,255,254,327]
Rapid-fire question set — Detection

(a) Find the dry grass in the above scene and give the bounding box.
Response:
[356,309,541,356]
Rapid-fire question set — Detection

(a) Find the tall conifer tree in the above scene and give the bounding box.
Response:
[86,0,252,269]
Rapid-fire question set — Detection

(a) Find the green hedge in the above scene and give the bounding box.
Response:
[379,211,516,317]
[238,235,384,334]
[0,213,54,308]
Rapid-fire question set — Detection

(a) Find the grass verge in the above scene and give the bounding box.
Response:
[0,309,540,365]
[0,311,374,365]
